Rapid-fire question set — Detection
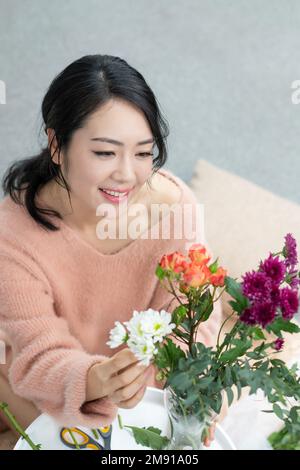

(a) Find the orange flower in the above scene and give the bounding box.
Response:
[209,267,227,287]
[183,263,211,288]
[188,243,211,265]
[159,251,188,274]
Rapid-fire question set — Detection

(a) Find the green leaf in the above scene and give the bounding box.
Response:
[183,392,200,407]
[268,317,300,335]
[249,327,266,340]
[225,387,234,406]
[181,319,192,333]
[268,424,300,450]
[155,338,185,372]
[219,340,252,363]
[124,425,170,450]
[224,365,232,387]
[193,291,214,324]
[169,371,193,391]
[155,265,166,280]
[197,376,215,389]
[236,381,242,400]
[273,404,284,420]
[290,407,299,424]
[224,277,249,313]
[270,359,285,367]
[209,257,219,273]
[172,305,188,326]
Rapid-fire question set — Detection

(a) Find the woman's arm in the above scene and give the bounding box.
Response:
[0,254,118,428]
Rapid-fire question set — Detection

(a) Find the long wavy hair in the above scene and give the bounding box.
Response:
[2,54,170,231]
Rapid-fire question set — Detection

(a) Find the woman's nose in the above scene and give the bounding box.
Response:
[114,154,135,181]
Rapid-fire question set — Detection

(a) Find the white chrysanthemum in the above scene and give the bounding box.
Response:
[127,337,158,366]
[106,321,128,349]
[107,309,176,365]
[125,309,176,344]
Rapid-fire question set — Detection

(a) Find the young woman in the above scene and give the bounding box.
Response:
[0,54,223,446]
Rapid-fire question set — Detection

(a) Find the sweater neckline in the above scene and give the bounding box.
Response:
[58,168,185,258]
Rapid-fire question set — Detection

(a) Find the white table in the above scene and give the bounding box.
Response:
[14,388,235,451]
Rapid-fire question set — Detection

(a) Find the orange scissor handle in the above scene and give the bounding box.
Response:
[99,426,110,434]
[61,427,103,450]
[86,443,100,450]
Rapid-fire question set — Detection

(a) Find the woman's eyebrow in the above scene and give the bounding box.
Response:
[90,137,154,146]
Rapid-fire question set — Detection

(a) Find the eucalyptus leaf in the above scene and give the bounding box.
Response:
[124,425,169,450]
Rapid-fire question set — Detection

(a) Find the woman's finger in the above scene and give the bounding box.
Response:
[209,422,216,441]
[203,422,216,447]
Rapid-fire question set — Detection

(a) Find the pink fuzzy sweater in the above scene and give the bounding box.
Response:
[0,168,223,428]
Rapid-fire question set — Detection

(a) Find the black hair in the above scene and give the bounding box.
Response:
[1,54,170,231]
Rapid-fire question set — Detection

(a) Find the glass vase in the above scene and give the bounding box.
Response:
[163,386,216,450]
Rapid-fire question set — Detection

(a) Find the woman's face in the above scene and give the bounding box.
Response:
[50,98,155,224]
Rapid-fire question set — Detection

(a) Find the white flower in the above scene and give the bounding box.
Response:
[107,309,176,365]
[149,309,176,343]
[125,309,176,344]
[106,321,128,349]
[127,337,158,366]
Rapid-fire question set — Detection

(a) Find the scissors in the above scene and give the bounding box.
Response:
[60,427,104,450]
[93,425,112,450]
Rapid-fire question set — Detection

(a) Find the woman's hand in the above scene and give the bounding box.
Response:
[202,422,216,447]
[86,348,155,409]
[202,397,229,447]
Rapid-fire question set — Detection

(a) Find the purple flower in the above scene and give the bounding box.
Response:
[259,254,286,286]
[240,307,257,326]
[279,287,299,320]
[269,285,281,306]
[240,301,277,327]
[283,233,298,268]
[253,302,277,327]
[242,271,273,302]
[273,338,284,351]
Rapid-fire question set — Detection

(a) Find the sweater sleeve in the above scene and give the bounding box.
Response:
[0,254,118,428]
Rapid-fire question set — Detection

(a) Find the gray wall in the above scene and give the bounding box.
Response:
[0,0,300,203]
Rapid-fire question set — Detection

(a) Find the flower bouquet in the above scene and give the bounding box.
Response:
[108,234,300,450]
[2,235,300,450]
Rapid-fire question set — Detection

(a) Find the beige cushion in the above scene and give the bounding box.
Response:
[189,160,300,309]
[189,159,300,362]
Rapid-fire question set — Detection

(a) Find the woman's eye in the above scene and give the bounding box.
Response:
[93,151,114,157]
[93,151,153,158]
[138,152,153,158]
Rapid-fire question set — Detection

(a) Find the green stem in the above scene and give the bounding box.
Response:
[0,402,41,450]
[216,311,235,350]
[216,321,240,360]
[213,286,227,302]
[166,278,185,306]
[169,331,189,345]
